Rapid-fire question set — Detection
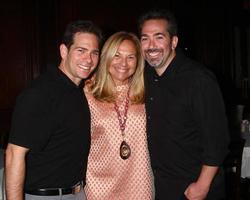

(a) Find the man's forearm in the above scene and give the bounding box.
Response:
[5,144,28,200]
[184,165,219,199]
[196,165,218,188]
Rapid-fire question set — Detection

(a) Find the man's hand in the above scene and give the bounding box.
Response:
[184,181,209,200]
[184,165,219,200]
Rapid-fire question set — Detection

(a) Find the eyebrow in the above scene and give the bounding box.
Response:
[73,47,87,50]
[74,47,99,52]
[141,32,166,37]
[92,49,100,54]
[154,32,165,36]
[141,33,148,37]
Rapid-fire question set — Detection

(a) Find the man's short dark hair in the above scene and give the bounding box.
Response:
[138,9,178,38]
[62,20,103,49]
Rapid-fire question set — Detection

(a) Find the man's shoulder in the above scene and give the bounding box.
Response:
[31,68,59,87]
[176,54,216,81]
[19,68,65,100]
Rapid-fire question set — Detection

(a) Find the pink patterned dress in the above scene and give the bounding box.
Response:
[84,84,154,200]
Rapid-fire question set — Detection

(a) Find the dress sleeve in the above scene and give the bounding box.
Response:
[191,71,229,166]
[9,88,51,151]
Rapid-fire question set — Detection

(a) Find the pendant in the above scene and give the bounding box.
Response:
[120,141,131,160]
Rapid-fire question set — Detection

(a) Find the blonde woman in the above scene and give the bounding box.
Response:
[84,31,154,199]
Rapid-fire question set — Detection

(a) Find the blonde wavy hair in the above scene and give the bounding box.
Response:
[91,31,145,104]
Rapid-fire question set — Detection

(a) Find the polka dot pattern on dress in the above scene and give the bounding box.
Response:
[84,84,154,200]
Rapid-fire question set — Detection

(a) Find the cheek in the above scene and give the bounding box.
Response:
[141,43,148,51]
[163,41,172,49]
[129,62,137,74]
[93,57,99,66]
[108,64,115,74]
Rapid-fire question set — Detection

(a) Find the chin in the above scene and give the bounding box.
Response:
[80,74,91,79]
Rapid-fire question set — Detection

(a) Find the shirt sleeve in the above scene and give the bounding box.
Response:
[191,70,229,166]
[9,88,51,151]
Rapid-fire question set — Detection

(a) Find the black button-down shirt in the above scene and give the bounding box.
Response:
[145,51,229,199]
[9,67,90,190]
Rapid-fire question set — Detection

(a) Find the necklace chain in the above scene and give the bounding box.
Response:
[114,92,130,137]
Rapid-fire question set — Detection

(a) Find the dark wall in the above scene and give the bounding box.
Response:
[0,0,40,142]
[0,0,247,144]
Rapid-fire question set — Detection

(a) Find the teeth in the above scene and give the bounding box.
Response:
[148,52,159,57]
[79,65,89,70]
[117,68,127,72]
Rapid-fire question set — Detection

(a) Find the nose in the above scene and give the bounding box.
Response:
[83,53,93,64]
[148,39,156,49]
[121,57,127,67]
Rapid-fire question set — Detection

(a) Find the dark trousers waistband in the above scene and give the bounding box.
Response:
[25,182,82,196]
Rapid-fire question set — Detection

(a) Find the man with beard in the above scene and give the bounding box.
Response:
[138,9,229,200]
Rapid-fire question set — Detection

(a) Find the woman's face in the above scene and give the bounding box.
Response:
[109,39,137,85]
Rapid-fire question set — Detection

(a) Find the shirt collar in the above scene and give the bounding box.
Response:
[49,67,82,89]
[147,48,188,79]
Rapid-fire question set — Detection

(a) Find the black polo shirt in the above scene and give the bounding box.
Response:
[145,51,229,199]
[9,67,90,190]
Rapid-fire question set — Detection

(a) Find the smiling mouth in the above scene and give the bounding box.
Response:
[147,52,160,58]
[78,64,91,71]
[146,49,162,58]
[116,67,128,73]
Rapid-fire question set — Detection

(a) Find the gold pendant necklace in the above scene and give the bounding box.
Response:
[114,92,131,160]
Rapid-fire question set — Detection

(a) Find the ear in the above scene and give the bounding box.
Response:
[60,44,68,59]
[171,36,178,50]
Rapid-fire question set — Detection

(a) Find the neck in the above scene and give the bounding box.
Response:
[155,51,176,76]
[59,65,80,86]
[114,83,130,105]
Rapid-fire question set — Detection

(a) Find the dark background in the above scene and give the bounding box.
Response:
[0,0,249,143]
